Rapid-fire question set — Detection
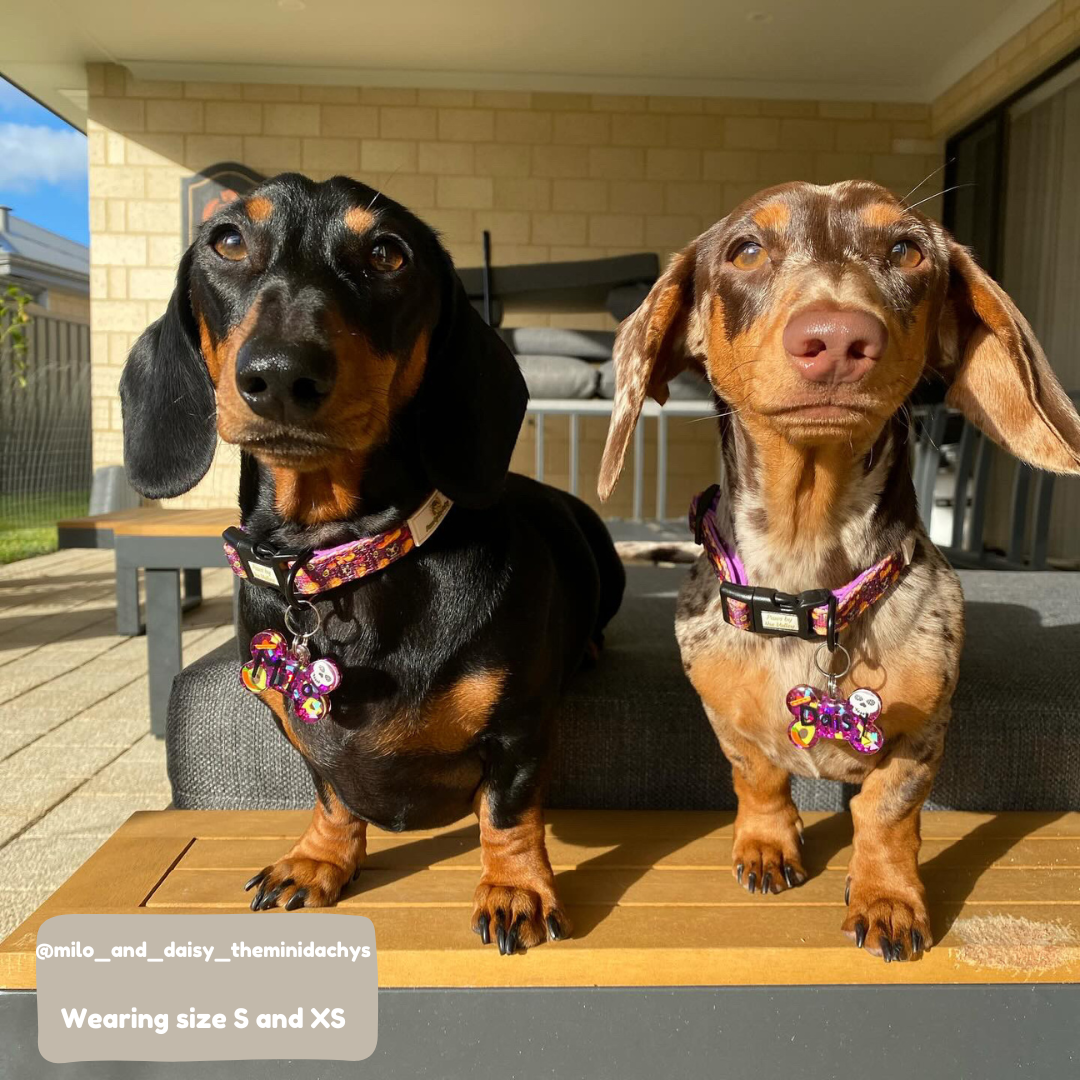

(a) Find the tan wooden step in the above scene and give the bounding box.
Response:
[2,809,1079,990]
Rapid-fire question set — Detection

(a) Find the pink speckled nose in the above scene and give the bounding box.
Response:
[782,309,888,384]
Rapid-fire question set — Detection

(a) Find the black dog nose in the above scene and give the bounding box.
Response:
[235,341,336,422]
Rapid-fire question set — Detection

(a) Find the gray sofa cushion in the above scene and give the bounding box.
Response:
[499,327,614,361]
[166,566,1080,814]
[598,361,713,402]
[516,354,599,400]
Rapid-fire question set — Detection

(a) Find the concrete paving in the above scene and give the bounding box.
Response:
[0,548,236,939]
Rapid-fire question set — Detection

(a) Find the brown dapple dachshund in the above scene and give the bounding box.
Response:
[120,173,625,954]
[598,179,1080,961]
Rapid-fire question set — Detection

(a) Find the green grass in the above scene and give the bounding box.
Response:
[0,526,58,564]
[0,489,87,564]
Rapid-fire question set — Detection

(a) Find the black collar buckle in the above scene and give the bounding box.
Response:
[719,583,835,641]
[223,527,311,600]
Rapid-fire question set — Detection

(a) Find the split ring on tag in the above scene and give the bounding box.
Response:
[786,644,885,755]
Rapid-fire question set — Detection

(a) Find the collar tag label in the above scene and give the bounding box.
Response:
[249,561,280,586]
[761,610,800,634]
[408,491,453,547]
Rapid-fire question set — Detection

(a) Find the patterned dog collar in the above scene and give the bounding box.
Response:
[224,490,452,598]
[689,485,906,640]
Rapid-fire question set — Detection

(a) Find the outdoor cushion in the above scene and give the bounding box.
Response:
[498,327,615,361]
[598,361,713,402]
[516,354,599,399]
[167,566,1080,814]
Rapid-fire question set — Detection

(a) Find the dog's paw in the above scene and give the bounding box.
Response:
[471,882,570,955]
[842,877,932,961]
[244,857,359,911]
[732,821,807,895]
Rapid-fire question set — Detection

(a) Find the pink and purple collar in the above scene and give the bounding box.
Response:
[689,484,906,641]
[224,490,452,598]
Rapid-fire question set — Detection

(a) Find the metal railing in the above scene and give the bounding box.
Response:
[525,398,716,520]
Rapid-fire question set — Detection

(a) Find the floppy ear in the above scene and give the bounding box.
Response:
[598,243,700,500]
[119,249,217,498]
[416,264,528,508]
[937,241,1080,474]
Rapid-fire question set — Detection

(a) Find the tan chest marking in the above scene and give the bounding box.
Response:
[367,670,508,757]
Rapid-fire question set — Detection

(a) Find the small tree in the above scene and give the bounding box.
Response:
[1,283,33,387]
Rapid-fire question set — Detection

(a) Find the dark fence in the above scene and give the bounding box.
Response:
[0,312,92,530]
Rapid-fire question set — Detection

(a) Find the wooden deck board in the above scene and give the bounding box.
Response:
[3,809,1080,990]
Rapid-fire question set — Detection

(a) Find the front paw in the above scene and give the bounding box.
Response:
[732,819,807,895]
[842,875,932,961]
[244,856,360,911]
[471,882,570,955]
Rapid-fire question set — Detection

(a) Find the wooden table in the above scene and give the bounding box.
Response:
[57,508,224,636]
[2,809,1078,1077]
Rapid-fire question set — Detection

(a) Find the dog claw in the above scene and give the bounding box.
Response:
[285,889,307,911]
[244,870,267,892]
[892,941,905,963]
[746,871,756,894]
[505,914,526,956]
[494,910,507,955]
[855,921,867,949]
[477,912,491,945]
[783,865,795,890]
[911,929,923,955]
[736,864,744,886]
[760,872,772,896]
[844,879,851,905]
[546,914,562,941]
[881,936,893,963]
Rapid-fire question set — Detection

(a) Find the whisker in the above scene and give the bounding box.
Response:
[905,184,971,212]
[900,159,954,205]
[368,165,404,209]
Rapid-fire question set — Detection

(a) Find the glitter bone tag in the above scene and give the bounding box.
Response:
[241,629,341,723]
[785,684,884,755]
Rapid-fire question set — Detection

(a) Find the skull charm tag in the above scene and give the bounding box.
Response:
[241,629,341,723]
[785,684,884,755]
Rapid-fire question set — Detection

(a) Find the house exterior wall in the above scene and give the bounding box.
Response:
[86,62,943,514]
[931,0,1080,136]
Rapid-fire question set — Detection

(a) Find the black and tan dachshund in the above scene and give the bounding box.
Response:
[120,173,624,953]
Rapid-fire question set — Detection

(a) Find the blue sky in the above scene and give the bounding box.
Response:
[0,78,88,246]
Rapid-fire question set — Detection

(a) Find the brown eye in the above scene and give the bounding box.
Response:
[212,228,248,262]
[890,240,922,269]
[731,241,768,271]
[369,239,406,273]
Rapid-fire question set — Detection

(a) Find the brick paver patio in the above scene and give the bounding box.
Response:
[0,548,235,938]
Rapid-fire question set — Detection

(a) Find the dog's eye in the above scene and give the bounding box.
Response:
[889,240,923,269]
[212,228,248,262]
[731,241,768,271]
[369,239,406,274]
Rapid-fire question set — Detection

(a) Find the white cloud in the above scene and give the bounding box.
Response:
[0,122,86,191]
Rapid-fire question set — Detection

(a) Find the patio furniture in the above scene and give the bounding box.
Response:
[56,506,210,635]
[915,394,1080,570]
[2,807,1079,1077]
[108,508,237,735]
[166,564,1080,814]
[457,253,660,326]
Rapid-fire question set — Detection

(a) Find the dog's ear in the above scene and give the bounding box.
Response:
[119,249,217,498]
[416,263,528,508]
[936,241,1080,474]
[598,243,700,500]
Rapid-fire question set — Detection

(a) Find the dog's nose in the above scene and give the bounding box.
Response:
[782,309,888,384]
[235,341,336,422]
